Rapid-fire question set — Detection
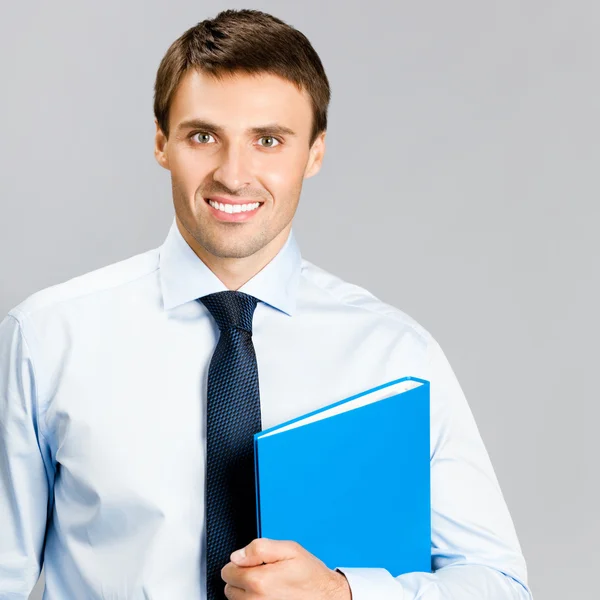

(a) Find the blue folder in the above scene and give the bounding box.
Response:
[253,376,431,576]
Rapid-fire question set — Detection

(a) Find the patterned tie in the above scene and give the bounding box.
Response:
[199,291,262,600]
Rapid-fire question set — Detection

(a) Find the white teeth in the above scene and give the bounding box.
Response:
[208,200,261,214]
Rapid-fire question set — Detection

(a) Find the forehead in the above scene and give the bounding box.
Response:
[168,69,313,134]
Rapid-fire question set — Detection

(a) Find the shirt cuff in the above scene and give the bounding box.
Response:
[335,567,405,600]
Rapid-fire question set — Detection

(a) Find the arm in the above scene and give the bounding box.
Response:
[336,338,533,600]
[0,312,53,598]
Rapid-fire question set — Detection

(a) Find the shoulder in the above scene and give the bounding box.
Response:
[7,246,160,322]
[299,258,433,344]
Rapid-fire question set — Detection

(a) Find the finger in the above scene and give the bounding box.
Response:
[224,582,247,600]
[231,537,302,566]
[222,562,274,596]
[221,562,251,588]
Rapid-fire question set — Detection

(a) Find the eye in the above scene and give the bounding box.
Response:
[191,132,215,144]
[258,136,280,148]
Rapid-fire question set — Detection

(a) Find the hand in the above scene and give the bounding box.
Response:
[221,537,352,600]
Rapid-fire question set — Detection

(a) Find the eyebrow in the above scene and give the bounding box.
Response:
[175,118,297,138]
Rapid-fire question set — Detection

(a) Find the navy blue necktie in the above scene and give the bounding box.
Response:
[199,291,262,600]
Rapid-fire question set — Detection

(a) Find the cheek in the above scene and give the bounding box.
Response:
[258,153,307,195]
[170,149,209,193]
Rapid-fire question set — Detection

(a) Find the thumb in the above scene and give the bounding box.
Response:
[230,538,300,566]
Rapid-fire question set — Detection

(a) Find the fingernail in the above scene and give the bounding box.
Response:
[231,548,246,562]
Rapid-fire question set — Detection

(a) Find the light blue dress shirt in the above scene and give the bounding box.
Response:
[0,216,533,599]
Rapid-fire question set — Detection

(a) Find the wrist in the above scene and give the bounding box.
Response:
[331,568,352,600]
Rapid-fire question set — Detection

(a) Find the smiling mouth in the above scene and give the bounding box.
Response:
[204,197,265,220]
[205,198,263,213]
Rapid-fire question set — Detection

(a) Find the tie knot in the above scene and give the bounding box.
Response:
[199,291,259,333]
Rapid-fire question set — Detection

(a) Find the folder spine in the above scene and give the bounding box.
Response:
[254,438,262,537]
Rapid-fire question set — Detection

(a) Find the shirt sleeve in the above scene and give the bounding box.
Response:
[0,312,52,598]
[335,337,533,600]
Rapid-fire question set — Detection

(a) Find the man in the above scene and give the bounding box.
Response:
[0,8,533,600]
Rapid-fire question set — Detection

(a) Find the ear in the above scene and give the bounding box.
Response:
[304,131,326,179]
[154,118,170,170]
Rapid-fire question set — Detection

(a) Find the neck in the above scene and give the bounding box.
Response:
[176,216,291,290]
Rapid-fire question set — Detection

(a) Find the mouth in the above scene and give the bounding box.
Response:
[204,197,265,222]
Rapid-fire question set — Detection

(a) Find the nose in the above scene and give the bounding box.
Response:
[212,142,253,191]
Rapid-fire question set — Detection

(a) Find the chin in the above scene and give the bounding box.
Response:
[202,235,268,260]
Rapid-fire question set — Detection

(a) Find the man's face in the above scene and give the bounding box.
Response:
[154,69,325,260]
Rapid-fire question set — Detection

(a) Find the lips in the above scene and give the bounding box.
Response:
[204,196,264,222]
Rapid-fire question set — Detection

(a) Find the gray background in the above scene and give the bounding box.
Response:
[1,1,597,599]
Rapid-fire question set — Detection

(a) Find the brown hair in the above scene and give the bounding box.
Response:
[153,9,331,146]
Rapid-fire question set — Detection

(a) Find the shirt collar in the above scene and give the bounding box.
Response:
[158,216,302,316]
